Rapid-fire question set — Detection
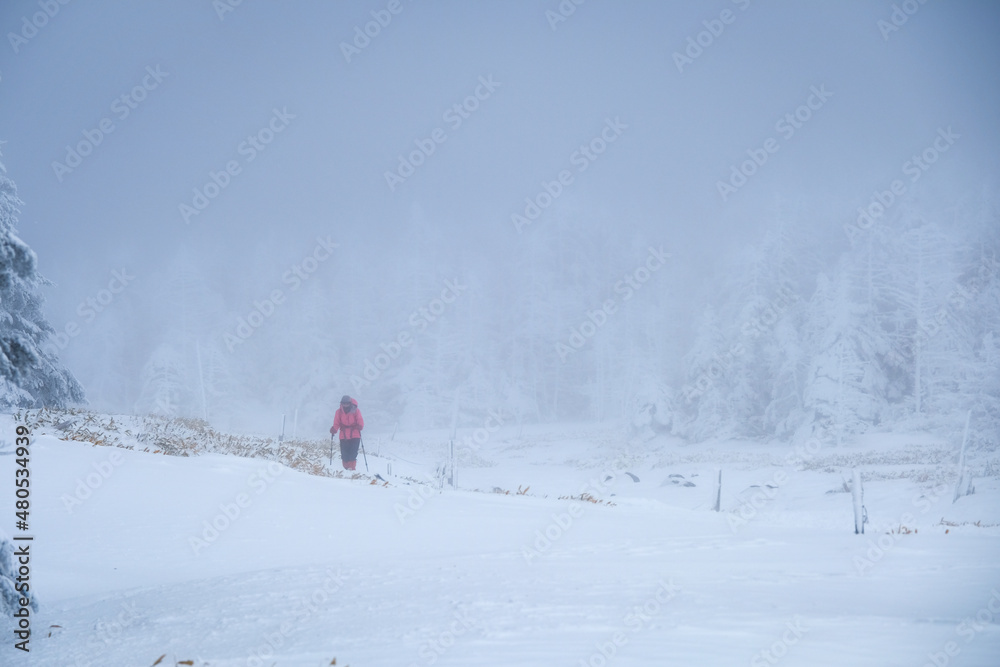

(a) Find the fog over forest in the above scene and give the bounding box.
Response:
[1,0,998,444]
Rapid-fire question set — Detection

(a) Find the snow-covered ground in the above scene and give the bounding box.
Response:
[2,415,999,666]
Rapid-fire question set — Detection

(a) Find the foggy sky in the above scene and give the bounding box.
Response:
[1,0,998,423]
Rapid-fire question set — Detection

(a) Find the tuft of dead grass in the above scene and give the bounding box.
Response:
[18,408,383,486]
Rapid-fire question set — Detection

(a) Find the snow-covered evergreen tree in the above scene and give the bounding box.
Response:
[801,267,888,443]
[0,153,83,409]
[674,304,741,440]
[0,527,37,619]
[948,202,1000,446]
[669,195,998,445]
[885,218,960,420]
[133,343,191,416]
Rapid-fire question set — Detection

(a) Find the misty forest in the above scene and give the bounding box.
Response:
[47,188,1000,449]
[1,2,999,665]
[1,3,996,447]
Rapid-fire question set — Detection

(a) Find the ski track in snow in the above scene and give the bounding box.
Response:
[2,418,999,666]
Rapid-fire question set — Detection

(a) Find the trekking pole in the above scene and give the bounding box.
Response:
[360,435,369,472]
[329,435,334,468]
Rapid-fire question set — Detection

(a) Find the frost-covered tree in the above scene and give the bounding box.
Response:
[801,267,890,443]
[675,223,807,440]
[674,305,740,440]
[668,195,998,445]
[133,343,191,416]
[0,153,83,409]
[0,440,33,619]
[129,253,239,420]
[885,219,960,418]
[943,206,1000,446]
[0,527,37,619]
[761,313,808,439]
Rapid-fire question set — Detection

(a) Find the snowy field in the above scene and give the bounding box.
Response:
[2,416,999,666]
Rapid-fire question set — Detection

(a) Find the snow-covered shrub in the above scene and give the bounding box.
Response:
[0,528,37,619]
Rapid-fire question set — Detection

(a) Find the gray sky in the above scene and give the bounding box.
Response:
[1,0,998,420]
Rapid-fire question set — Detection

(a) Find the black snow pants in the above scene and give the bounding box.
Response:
[340,438,360,463]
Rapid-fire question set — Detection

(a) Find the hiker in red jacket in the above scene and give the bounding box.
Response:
[331,395,364,470]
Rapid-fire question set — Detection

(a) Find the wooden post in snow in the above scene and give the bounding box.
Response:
[953,410,972,503]
[852,468,865,534]
[712,469,722,512]
[449,438,457,489]
[449,395,459,489]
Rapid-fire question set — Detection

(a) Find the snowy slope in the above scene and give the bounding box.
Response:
[2,417,999,666]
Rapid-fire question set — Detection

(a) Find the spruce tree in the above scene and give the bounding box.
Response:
[0,527,36,618]
[0,152,84,408]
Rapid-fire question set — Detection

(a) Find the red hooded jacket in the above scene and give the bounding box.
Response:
[331,398,364,440]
